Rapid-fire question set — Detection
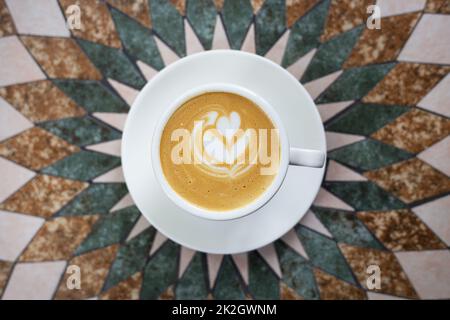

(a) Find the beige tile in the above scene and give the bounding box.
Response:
[418,74,450,118]
[212,16,230,50]
[178,246,196,278]
[304,71,342,100]
[207,253,223,288]
[257,244,281,277]
[326,160,367,181]
[313,187,353,211]
[299,210,333,237]
[0,157,35,203]
[376,0,426,17]
[413,196,450,246]
[0,36,45,86]
[185,19,204,55]
[399,14,450,64]
[325,131,365,151]
[0,97,33,142]
[418,136,450,176]
[231,253,249,284]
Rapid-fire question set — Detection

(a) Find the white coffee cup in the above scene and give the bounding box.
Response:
[151,83,325,221]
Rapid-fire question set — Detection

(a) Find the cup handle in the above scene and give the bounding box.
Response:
[289,148,325,168]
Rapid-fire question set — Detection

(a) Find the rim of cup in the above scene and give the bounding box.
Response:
[151,83,290,221]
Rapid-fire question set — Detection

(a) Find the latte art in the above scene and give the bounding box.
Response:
[160,92,280,212]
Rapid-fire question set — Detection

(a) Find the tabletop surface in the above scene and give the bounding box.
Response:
[0,0,449,300]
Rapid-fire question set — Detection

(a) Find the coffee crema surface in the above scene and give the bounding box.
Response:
[159,92,280,211]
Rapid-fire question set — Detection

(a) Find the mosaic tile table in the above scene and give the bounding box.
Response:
[1,0,450,300]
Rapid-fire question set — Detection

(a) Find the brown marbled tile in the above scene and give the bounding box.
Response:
[0,81,85,122]
[19,215,99,262]
[339,244,418,299]
[214,0,224,11]
[0,0,15,37]
[159,284,175,300]
[364,158,450,204]
[314,268,366,300]
[280,282,304,300]
[21,36,102,80]
[321,0,375,42]
[251,0,264,14]
[99,272,142,300]
[0,175,88,218]
[344,13,420,68]
[0,127,79,170]
[55,244,119,299]
[363,63,450,106]
[107,0,151,28]
[59,0,121,48]
[372,108,450,154]
[286,0,319,27]
[169,0,186,15]
[357,209,446,251]
[0,260,13,297]
[425,0,450,13]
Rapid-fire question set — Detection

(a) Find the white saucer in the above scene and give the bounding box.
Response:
[122,50,326,254]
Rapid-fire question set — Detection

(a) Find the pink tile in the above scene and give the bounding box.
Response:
[3,261,67,300]
[286,49,316,80]
[149,231,168,256]
[85,139,121,157]
[0,157,35,203]
[325,160,367,181]
[326,131,365,151]
[178,246,196,278]
[110,193,134,212]
[207,254,223,288]
[240,24,255,53]
[212,16,230,50]
[418,74,450,118]
[0,97,33,142]
[137,60,159,81]
[231,253,248,284]
[257,244,281,277]
[413,196,450,246]
[399,14,450,64]
[93,166,124,183]
[264,30,290,65]
[367,292,407,300]
[185,20,204,55]
[0,210,44,261]
[6,0,70,37]
[280,229,308,259]
[303,70,342,100]
[395,250,450,299]
[107,79,139,107]
[316,100,353,123]
[299,210,333,238]
[126,215,151,241]
[376,0,426,17]
[0,36,46,87]
[92,113,127,131]
[313,187,354,211]
[154,36,179,67]
[418,136,450,176]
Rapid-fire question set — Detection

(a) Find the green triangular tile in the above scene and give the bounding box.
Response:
[110,7,164,70]
[104,227,155,291]
[255,0,286,56]
[323,181,406,211]
[295,226,356,285]
[175,253,208,300]
[275,241,319,300]
[213,256,245,299]
[41,150,121,181]
[326,103,409,136]
[248,252,280,299]
[77,39,146,89]
[53,80,128,113]
[186,0,217,50]
[57,183,128,216]
[311,207,383,249]
[281,0,330,67]
[39,117,121,147]
[222,0,253,50]
[149,0,186,57]
[316,63,395,103]
[301,25,364,83]
[328,139,413,171]
[141,240,179,299]
[75,206,141,255]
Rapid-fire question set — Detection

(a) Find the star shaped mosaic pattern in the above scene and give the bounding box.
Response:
[1,0,450,300]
